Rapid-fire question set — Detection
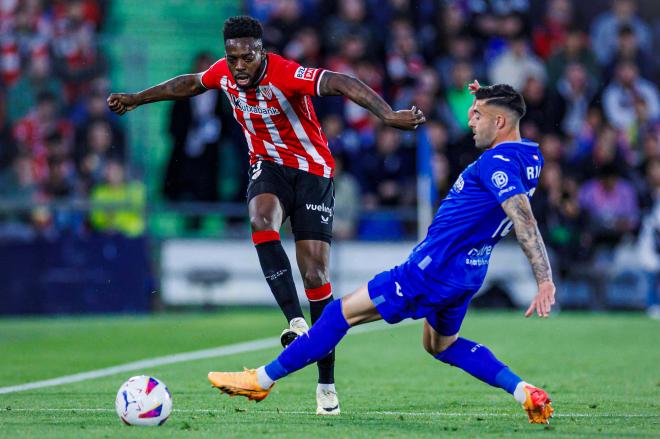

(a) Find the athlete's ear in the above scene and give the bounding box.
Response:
[496,115,505,130]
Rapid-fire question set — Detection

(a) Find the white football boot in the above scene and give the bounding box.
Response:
[316,384,340,415]
[280,317,309,347]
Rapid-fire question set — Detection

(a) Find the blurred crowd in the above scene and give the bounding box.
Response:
[0,1,659,300]
[237,0,659,282]
[0,0,143,237]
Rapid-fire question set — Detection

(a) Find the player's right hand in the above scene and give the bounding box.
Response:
[468,79,480,95]
[525,280,556,318]
[107,93,140,115]
[383,106,426,131]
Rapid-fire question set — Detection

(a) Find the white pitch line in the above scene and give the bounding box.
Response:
[2,408,657,419]
[0,320,407,395]
[0,337,278,395]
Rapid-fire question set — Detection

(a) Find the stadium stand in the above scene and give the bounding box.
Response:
[0,0,657,313]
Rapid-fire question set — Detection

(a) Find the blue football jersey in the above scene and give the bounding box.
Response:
[409,139,543,290]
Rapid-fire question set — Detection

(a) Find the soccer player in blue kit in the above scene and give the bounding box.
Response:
[208,81,556,424]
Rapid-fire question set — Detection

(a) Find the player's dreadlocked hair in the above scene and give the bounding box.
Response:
[475,84,526,119]
[223,16,263,42]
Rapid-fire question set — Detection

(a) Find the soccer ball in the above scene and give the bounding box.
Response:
[115,375,172,426]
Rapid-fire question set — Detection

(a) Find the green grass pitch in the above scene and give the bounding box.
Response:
[1,310,658,438]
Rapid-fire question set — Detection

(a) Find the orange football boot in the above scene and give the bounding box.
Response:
[522,385,554,424]
[208,369,273,402]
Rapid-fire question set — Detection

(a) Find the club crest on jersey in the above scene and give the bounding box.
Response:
[453,174,465,192]
[258,85,272,100]
[491,171,509,189]
[294,66,317,81]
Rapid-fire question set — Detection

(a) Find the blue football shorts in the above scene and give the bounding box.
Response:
[367,260,474,336]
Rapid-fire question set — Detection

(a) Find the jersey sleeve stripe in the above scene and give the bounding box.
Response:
[199,72,209,89]
[315,70,326,97]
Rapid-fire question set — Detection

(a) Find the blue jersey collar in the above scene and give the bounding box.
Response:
[491,138,539,149]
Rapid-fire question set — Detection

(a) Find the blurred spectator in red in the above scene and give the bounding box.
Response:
[532,0,574,60]
[52,0,102,30]
[546,28,599,87]
[51,0,107,103]
[590,0,652,67]
[13,91,73,182]
[489,35,546,91]
[602,61,659,134]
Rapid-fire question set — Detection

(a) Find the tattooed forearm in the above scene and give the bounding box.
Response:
[319,72,392,120]
[136,74,205,105]
[501,194,552,285]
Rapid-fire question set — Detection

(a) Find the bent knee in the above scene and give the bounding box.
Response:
[423,333,459,357]
[302,266,329,290]
[250,211,278,231]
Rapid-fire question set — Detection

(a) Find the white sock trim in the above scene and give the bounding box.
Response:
[256,366,274,389]
[513,381,530,404]
[317,383,336,392]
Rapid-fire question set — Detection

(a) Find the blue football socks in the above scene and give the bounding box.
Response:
[434,337,522,394]
[265,299,350,381]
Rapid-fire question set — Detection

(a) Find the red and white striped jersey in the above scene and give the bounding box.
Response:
[201,53,334,178]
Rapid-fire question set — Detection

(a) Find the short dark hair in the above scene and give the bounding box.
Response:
[223,16,263,41]
[475,84,526,119]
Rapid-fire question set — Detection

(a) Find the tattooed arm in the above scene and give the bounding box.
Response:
[318,71,426,130]
[501,193,556,318]
[107,73,206,115]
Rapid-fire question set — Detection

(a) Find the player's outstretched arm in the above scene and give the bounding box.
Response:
[318,71,425,130]
[501,194,556,318]
[107,73,206,115]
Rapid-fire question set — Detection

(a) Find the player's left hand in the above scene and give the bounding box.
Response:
[525,280,556,318]
[383,106,426,131]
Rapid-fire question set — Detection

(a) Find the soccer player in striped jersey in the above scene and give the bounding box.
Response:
[107,15,425,415]
[207,82,556,425]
